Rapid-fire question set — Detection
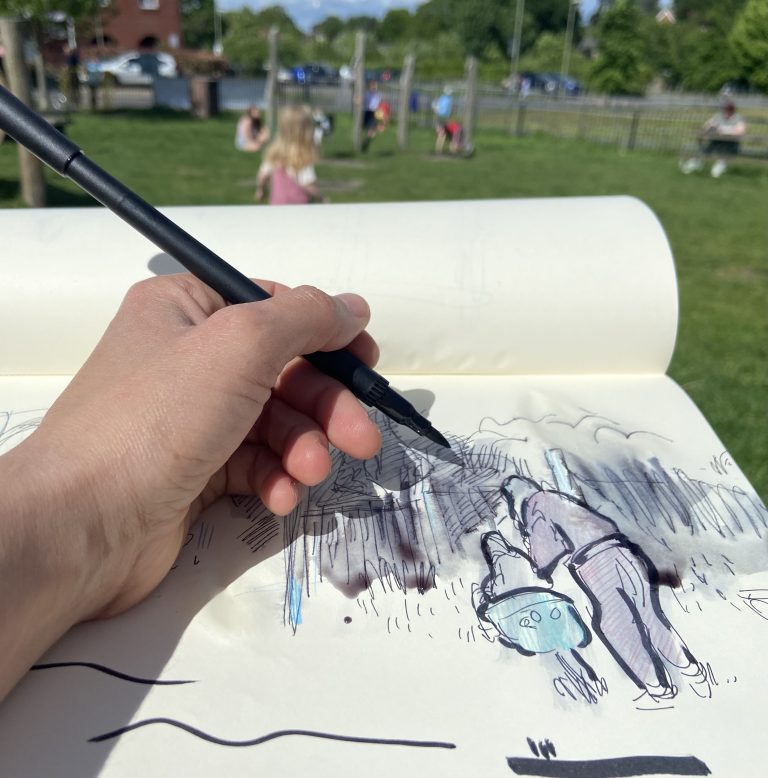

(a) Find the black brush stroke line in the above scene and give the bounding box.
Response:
[593,426,674,444]
[506,754,710,777]
[89,718,457,749]
[546,413,620,429]
[31,662,196,686]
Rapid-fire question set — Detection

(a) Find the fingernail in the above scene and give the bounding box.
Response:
[336,293,370,320]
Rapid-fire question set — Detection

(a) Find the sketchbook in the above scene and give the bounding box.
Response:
[0,197,765,778]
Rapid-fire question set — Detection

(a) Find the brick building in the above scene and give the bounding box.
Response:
[91,0,182,51]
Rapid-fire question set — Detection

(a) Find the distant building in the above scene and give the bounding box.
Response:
[88,0,182,51]
[655,9,676,24]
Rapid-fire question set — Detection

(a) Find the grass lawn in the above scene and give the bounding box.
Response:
[1,109,766,500]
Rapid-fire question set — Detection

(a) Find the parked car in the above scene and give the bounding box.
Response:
[521,71,582,96]
[291,63,338,85]
[543,72,583,96]
[86,52,177,86]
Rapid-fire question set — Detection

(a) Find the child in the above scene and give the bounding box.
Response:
[235,105,269,152]
[255,105,325,205]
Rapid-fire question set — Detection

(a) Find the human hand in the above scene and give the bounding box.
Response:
[6,275,381,627]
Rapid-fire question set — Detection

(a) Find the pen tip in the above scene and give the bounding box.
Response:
[423,425,452,449]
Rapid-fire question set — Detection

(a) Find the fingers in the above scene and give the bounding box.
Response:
[224,443,304,517]
[254,396,333,487]
[202,286,372,382]
[274,359,382,460]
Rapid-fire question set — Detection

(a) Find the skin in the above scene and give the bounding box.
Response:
[0,275,381,704]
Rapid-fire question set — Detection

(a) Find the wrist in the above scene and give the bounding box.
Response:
[0,437,114,681]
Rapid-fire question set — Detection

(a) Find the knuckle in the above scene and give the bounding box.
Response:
[123,277,159,305]
[292,285,338,323]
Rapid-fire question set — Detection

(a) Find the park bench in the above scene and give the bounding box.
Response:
[694,127,768,166]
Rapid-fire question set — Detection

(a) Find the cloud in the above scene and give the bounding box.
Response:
[217,0,428,31]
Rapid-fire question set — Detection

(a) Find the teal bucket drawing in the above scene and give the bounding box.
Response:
[478,589,589,654]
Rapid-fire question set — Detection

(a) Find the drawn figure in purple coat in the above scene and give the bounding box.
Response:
[501,475,706,700]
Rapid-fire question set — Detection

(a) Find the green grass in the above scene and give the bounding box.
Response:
[1,109,766,500]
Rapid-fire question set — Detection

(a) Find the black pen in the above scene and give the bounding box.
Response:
[0,85,450,449]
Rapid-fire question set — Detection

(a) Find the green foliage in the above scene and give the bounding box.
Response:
[675,0,747,24]
[590,0,652,95]
[412,0,453,39]
[344,15,378,33]
[312,15,343,43]
[222,7,302,73]
[0,0,103,42]
[453,0,501,57]
[519,31,589,81]
[378,9,413,43]
[730,0,768,92]
[180,0,215,50]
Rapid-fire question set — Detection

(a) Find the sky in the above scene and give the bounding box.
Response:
[216,1,604,30]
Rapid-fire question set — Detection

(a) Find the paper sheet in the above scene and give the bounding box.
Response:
[1,197,677,376]
[1,198,762,777]
[0,375,765,777]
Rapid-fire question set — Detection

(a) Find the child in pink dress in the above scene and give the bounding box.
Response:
[255,105,325,205]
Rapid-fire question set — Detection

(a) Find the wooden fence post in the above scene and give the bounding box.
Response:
[627,110,641,151]
[0,17,47,207]
[463,55,478,149]
[396,53,415,151]
[515,100,527,137]
[352,31,365,152]
[264,26,279,137]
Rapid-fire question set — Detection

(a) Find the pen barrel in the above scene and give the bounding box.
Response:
[305,350,388,407]
[65,155,272,305]
[0,85,80,173]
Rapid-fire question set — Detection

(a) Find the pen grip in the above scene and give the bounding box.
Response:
[304,350,388,407]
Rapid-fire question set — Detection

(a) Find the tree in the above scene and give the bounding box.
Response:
[519,31,590,80]
[0,0,104,40]
[312,15,343,43]
[590,0,651,95]
[344,15,378,33]
[675,0,747,24]
[181,0,215,50]
[222,7,302,73]
[454,0,501,57]
[378,9,413,43]
[412,0,453,39]
[730,0,768,92]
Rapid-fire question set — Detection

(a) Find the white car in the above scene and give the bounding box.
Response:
[88,52,177,86]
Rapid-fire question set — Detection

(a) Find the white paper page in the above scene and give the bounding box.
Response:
[1,197,677,376]
[0,374,765,778]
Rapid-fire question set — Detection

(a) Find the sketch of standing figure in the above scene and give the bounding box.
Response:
[501,476,705,700]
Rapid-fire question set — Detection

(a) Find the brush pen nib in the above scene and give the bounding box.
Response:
[421,424,452,449]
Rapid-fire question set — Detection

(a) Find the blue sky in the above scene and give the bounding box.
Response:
[217,1,603,30]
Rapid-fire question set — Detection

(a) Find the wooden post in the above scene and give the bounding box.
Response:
[0,18,47,206]
[396,53,415,151]
[32,38,49,111]
[627,110,641,152]
[463,55,478,150]
[352,31,365,152]
[515,100,527,137]
[264,25,279,137]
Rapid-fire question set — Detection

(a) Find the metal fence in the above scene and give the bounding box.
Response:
[476,94,768,156]
[81,77,768,158]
